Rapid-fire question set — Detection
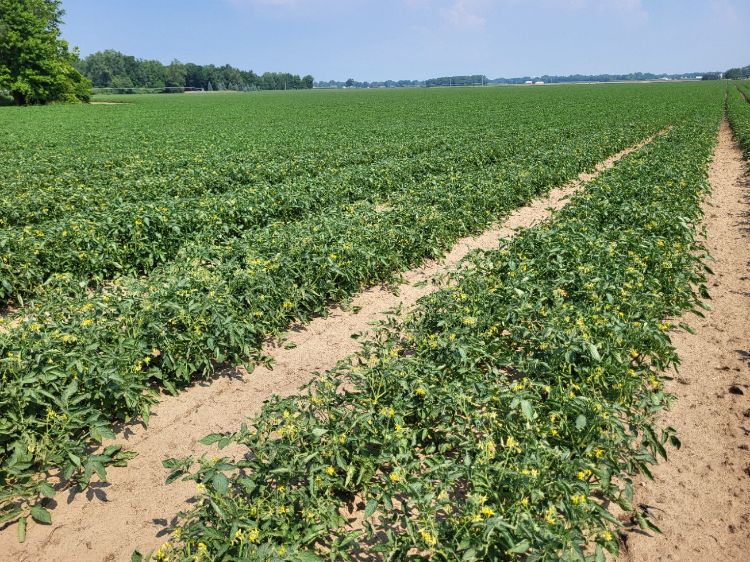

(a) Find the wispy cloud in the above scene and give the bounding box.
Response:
[544,0,647,20]
[440,0,489,29]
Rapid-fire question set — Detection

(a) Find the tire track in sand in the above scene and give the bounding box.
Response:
[0,130,666,562]
[621,119,750,560]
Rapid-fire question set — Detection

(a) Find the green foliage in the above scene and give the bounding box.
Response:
[0,83,725,541]
[724,65,750,80]
[727,81,750,157]
[159,94,722,561]
[0,0,91,104]
[74,49,313,92]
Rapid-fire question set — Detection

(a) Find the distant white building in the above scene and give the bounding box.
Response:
[534,81,545,85]
[524,80,533,85]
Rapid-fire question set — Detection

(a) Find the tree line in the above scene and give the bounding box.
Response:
[725,65,750,80]
[316,71,718,90]
[75,50,314,92]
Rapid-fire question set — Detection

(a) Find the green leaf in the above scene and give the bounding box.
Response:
[17,517,26,543]
[364,499,377,519]
[311,428,328,439]
[212,473,229,494]
[507,539,530,554]
[575,414,587,430]
[39,482,56,498]
[30,505,52,525]
[297,552,325,562]
[520,400,534,420]
[586,342,601,362]
[200,434,224,446]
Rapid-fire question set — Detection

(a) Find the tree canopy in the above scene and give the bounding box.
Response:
[0,0,91,104]
[725,65,750,80]
[75,50,314,92]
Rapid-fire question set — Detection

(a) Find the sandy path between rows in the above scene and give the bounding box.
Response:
[0,132,662,562]
[622,120,750,560]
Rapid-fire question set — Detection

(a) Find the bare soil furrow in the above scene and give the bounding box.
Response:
[622,119,750,561]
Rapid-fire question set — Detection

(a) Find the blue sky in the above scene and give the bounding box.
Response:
[61,1,749,81]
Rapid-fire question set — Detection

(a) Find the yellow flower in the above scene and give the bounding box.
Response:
[480,506,495,518]
[389,470,402,483]
[325,466,335,476]
[155,542,173,562]
[419,529,438,547]
[544,505,557,525]
[193,542,208,562]
[247,528,260,543]
[571,494,586,506]
[414,387,426,397]
[196,483,207,494]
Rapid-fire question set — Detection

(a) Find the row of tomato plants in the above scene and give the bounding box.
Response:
[151,96,723,561]
[0,85,704,304]
[0,91,446,227]
[0,86,599,229]
[727,81,750,157]
[0,121,610,304]
[0,83,722,537]
[0,121,688,535]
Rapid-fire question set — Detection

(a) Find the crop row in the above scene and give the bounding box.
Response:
[0,83,723,537]
[153,95,723,561]
[0,125,661,530]
[0,87,613,227]
[727,81,750,157]
[0,123,627,303]
[0,86,712,303]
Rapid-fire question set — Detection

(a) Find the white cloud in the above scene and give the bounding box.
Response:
[440,0,490,29]
[546,0,647,19]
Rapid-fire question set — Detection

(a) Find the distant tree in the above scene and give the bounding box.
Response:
[110,75,134,89]
[345,78,354,88]
[74,49,312,93]
[725,65,750,80]
[165,59,187,88]
[701,73,721,81]
[207,80,213,91]
[0,0,91,104]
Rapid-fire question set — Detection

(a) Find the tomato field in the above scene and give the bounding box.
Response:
[0,81,747,560]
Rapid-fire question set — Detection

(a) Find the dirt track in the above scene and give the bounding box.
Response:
[622,120,750,560]
[0,134,663,562]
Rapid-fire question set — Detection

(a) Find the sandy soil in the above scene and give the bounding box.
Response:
[0,133,662,562]
[621,120,750,560]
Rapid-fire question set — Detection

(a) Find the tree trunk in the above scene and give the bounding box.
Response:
[12,91,26,105]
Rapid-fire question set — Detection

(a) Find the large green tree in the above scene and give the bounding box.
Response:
[0,0,91,104]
